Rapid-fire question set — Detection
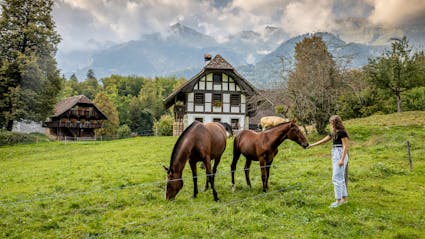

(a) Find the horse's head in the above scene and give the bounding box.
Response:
[287,120,309,148]
[164,166,183,200]
[219,122,233,137]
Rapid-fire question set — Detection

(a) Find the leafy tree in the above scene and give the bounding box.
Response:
[0,0,61,130]
[93,92,119,138]
[285,35,341,134]
[412,50,425,87]
[139,78,166,120]
[80,71,100,100]
[336,69,380,119]
[173,77,187,90]
[365,37,419,112]
[102,75,145,97]
[128,96,153,135]
[59,74,78,98]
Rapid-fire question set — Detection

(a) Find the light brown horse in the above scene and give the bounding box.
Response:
[259,116,288,131]
[231,120,309,192]
[164,121,227,201]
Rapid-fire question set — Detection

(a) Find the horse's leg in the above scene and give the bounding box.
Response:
[244,159,252,188]
[231,147,241,192]
[264,151,277,191]
[265,158,274,191]
[204,159,211,191]
[189,160,198,198]
[204,156,219,201]
[259,156,268,192]
[211,156,221,201]
[204,172,209,191]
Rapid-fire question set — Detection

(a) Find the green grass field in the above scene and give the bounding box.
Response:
[1,112,425,238]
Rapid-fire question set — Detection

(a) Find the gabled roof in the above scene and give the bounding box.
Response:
[204,54,234,70]
[164,54,259,109]
[52,95,107,119]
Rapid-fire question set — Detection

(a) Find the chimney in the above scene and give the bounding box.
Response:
[204,54,212,65]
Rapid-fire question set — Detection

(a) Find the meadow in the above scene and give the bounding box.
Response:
[1,111,424,238]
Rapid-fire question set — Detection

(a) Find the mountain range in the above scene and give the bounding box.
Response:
[57,19,425,88]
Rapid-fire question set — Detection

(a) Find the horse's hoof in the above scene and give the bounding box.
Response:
[214,197,219,202]
[231,185,236,192]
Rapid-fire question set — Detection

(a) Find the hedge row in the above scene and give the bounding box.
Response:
[0,131,44,146]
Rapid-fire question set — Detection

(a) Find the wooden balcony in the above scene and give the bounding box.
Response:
[65,109,100,119]
[44,121,103,129]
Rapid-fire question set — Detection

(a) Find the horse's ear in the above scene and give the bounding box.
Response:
[163,165,169,172]
[291,118,298,124]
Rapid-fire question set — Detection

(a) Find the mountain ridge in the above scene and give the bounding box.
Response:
[57,19,424,88]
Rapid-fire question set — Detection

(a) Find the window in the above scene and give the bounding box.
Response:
[212,93,222,107]
[195,118,203,123]
[213,118,221,122]
[230,94,241,106]
[231,119,239,129]
[213,73,222,85]
[194,93,204,105]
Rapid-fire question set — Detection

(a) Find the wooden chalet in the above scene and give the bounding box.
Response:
[164,54,260,136]
[43,95,108,140]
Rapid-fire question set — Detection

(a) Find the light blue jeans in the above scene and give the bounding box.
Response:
[331,146,348,200]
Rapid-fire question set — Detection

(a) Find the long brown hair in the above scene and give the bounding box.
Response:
[329,115,349,137]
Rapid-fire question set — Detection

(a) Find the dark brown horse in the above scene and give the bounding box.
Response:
[231,120,309,192]
[164,121,227,201]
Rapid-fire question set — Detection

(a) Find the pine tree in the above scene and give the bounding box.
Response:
[0,0,61,130]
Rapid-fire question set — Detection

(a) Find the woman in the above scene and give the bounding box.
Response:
[308,115,349,208]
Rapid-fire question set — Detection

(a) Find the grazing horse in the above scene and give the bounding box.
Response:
[259,116,288,131]
[219,122,233,137]
[231,120,309,192]
[164,121,227,201]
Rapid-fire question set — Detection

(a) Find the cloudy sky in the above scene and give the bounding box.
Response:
[53,0,425,52]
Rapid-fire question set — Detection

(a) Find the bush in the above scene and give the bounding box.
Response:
[403,87,425,111]
[117,124,132,138]
[153,115,173,136]
[0,130,39,146]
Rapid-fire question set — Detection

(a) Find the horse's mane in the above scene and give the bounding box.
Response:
[168,121,200,173]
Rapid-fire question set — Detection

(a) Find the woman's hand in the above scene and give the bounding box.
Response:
[338,159,344,167]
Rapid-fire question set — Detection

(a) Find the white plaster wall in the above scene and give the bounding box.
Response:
[186,114,247,129]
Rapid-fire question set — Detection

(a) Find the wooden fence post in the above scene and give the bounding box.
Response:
[407,141,412,172]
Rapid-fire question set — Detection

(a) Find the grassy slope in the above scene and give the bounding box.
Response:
[1,111,424,238]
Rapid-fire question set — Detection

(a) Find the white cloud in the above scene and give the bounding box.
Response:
[281,0,336,36]
[367,0,425,26]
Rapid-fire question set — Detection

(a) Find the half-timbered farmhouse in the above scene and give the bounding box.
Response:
[164,54,259,136]
[43,95,108,140]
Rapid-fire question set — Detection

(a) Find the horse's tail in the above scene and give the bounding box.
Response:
[231,133,241,191]
[233,133,240,155]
